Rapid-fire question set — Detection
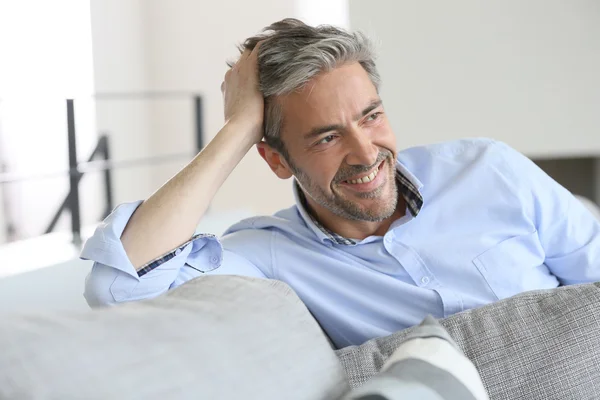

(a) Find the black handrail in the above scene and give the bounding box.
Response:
[0,94,204,245]
[0,150,194,184]
[44,133,111,240]
[67,99,82,244]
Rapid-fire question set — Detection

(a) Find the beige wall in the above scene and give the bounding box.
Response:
[90,0,155,205]
[349,0,600,158]
[142,0,298,216]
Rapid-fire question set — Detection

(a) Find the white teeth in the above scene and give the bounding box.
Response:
[347,167,379,184]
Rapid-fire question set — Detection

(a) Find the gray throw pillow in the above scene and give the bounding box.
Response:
[336,282,600,400]
[0,275,349,400]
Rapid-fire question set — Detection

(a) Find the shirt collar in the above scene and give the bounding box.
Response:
[293,159,424,246]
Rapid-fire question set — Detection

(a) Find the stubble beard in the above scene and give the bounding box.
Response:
[292,151,399,222]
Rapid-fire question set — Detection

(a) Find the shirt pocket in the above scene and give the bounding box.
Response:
[472,230,546,300]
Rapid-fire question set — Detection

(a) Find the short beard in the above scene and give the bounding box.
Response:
[288,150,399,222]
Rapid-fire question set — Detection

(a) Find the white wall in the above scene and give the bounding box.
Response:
[0,106,5,243]
[349,0,600,158]
[0,114,5,243]
[294,0,350,29]
[0,1,100,241]
[0,188,5,243]
[90,0,156,205]
[596,159,600,204]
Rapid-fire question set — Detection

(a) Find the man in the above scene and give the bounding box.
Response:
[82,19,600,348]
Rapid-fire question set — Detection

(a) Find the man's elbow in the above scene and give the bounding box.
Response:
[83,263,122,308]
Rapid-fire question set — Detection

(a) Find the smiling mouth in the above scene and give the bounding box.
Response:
[343,161,385,185]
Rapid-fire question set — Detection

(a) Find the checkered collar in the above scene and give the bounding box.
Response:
[293,160,424,245]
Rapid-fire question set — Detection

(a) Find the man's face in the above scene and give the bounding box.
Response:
[279,63,398,222]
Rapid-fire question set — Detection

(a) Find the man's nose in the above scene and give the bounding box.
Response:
[344,129,379,167]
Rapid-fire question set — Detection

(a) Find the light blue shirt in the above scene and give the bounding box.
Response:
[82,138,600,348]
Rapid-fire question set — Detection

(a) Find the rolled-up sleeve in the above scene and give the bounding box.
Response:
[81,201,267,307]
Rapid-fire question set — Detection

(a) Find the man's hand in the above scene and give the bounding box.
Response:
[222,43,264,145]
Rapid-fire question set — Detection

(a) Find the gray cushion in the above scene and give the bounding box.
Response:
[336,282,600,400]
[0,275,349,400]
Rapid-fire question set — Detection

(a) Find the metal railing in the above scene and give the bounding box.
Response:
[0,94,204,246]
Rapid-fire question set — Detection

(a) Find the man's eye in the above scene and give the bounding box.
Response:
[318,135,337,145]
[367,112,382,121]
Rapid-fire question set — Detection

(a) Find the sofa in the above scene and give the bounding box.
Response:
[2,197,599,399]
[1,273,600,399]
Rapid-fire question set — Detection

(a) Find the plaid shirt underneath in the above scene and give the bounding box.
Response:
[297,170,423,246]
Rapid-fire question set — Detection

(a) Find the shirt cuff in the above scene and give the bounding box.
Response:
[80,201,143,280]
[136,233,221,277]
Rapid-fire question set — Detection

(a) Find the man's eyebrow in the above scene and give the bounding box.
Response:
[303,124,345,140]
[353,99,383,120]
[303,99,383,140]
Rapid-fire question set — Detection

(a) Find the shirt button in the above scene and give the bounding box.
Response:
[175,248,182,256]
[421,276,430,285]
[210,256,219,264]
[384,236,392,244]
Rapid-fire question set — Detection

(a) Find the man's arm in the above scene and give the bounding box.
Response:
[81,45,271,307]
[538,192,600,285]
[499,142,600,284]
[82,207,270,307]
[121,45,265,269]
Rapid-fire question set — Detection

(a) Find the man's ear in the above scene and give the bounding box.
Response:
[256,142,294,179]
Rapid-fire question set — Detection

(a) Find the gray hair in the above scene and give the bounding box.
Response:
[238,18,380,160]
